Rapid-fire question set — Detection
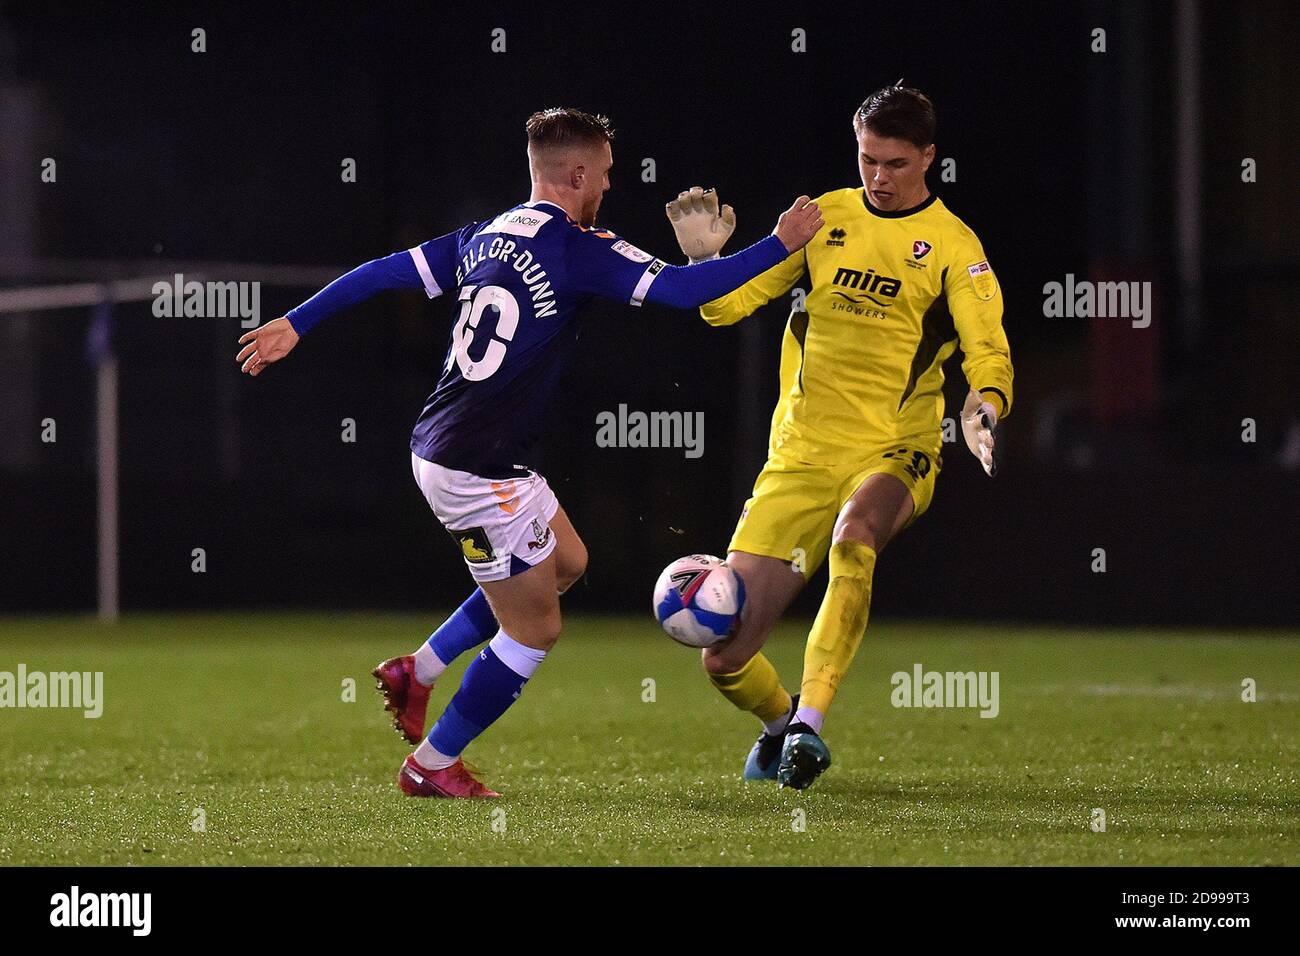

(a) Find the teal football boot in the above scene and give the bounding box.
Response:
[742,694,798,780]
[776,722,832,790]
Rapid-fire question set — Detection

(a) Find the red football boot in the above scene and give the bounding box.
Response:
[372,655,432,744]
[397,754,500,798]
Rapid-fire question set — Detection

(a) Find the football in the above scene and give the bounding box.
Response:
[652,554,746,647]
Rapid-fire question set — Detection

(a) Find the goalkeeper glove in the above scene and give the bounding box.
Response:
[961,389,999,477]
[665,186,736,263]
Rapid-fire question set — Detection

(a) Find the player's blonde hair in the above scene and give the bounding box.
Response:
[525,108,615,150]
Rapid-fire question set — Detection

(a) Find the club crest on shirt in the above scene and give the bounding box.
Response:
[526,518,552,551]
[912,240,933,260]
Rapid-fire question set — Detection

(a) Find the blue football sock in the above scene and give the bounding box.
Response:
[427,588,497,666]
[425,632,546,758]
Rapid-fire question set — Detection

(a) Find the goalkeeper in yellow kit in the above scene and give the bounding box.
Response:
[665,85,1013,789]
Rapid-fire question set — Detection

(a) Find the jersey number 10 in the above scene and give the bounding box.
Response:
[447,284,520,381]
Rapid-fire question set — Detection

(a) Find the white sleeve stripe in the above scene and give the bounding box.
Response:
[629,259,666,307]
[408,246,442,299]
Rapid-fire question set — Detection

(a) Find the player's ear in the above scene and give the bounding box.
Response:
[921,143,936,171]
[570,163,586,190]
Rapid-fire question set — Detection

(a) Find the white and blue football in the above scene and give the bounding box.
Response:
[652,554,746,647]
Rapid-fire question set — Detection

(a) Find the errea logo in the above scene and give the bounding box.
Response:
[825,227,847,247]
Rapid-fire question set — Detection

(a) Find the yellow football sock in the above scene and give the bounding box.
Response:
[708,653,793,723]
[801,539,877,715]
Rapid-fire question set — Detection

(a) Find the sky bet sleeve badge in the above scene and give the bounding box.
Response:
[967,259,998,301]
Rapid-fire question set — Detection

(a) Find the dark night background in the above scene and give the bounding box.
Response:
[0,1,1295,625]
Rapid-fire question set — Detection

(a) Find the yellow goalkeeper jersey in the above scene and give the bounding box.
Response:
[702,187,1013,463]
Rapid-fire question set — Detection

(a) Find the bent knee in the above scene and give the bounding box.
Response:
[556,546,588,594]
[498,599,563,651]
[513,612,562,651]
[832,516,878,550]
[833,504,890,551]
[701,642,757,677]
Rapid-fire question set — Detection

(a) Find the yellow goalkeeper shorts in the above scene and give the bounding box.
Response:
[728,440,940,579]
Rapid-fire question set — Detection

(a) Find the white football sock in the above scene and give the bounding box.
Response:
[793,706,825,734]
[488,630,547,679]
[412,739,457,771]
[762,699,795,736]
[412,642,448,686]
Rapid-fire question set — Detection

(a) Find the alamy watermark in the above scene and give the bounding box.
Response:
[0,665,103,718]
[152,273,261,327]
[891,663,999,718]
[50,886,150,936]
[1042,274,1150,328]
[595,403,703,459]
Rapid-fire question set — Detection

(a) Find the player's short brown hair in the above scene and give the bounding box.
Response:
[525,107,615,150]
[854,86,936,147]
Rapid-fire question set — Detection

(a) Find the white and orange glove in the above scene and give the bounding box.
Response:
[961,389,999,477]
[665,186,736,263]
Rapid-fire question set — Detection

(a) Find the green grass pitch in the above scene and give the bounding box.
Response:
[1,614,1296,866]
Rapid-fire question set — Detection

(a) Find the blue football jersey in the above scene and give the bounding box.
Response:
[407,200,668,478]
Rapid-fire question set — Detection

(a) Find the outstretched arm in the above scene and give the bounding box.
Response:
[665,186,808,325]
[284,251,426,336]
[236,232,461,377]
[570,195,822,313]
[647,195,821,309]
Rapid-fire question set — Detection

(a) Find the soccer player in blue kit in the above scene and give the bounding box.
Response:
[236,108,823,796]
